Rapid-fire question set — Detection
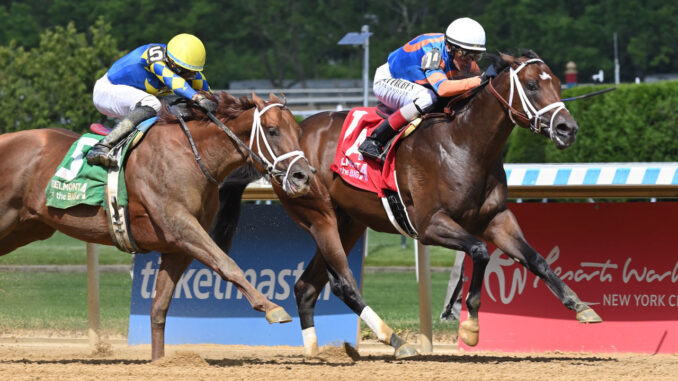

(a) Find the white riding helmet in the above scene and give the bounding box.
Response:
[445,17,486,52]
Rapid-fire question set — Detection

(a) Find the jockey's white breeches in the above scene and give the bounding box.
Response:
[373,63,437,117]
[93,74,162,120]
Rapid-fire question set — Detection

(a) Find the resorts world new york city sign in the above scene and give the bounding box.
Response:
[460,202,678,353]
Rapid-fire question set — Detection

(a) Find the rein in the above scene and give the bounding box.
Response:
[488,58,567,134]
[205,103,307,192]
[176,113,219,184]
[169,99,307,191]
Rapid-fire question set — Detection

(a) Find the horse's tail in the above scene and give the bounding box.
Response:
[209,164,262,252]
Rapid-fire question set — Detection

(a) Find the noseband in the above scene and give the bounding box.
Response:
[248,103,307,193]
[203,103,308,192]
[488,58,567,134]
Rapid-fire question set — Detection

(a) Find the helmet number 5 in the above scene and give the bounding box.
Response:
[147,45,165,63]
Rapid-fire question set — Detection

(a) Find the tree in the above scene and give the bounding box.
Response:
[0,18,122,133]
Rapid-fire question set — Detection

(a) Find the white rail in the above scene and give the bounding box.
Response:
[227,87,378,111]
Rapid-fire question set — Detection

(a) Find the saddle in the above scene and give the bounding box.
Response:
[46,118,157,254]
[331,107,421,238]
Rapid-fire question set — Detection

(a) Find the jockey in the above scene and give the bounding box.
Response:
[359,17,488,161]
[86,33,217,168]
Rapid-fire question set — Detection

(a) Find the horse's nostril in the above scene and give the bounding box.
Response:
[556,123,571,135]
[292,171,307,181]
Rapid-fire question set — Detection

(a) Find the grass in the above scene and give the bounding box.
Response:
[0,272,132,336]
[0,231,132,265]
[0,228,460,338]
[1,229,455,268]
[361,271,458,340]
[364,229,457,267]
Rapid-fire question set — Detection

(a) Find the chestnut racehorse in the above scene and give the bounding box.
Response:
[0,92,313,361]
[212,52,602,358]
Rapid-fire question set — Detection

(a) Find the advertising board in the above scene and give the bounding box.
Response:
[460,202,678,353]
[128,204,364,346]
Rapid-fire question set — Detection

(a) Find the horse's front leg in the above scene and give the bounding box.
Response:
[419,211,490,346]
[163,210,291,323]
[482,208,602,323]
[150,253,193,361]
[285,197,418,359]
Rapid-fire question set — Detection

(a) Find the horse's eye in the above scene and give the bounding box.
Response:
[267,127,279,137]
[526,81,539,91]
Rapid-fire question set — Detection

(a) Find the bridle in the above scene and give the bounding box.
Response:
[245,103,307,193]
[175,101,308,193]
[488,58,567,134]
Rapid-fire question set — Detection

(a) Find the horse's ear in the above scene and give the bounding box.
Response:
[500,52,518,67]
[268,92,282,104]
[251,92,265,107]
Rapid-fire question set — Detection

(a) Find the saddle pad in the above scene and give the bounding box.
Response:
[45,132,135,209]
[330,107,408,197]
[45,117,158,209]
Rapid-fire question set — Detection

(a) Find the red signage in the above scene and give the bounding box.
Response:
[460,202,678,353]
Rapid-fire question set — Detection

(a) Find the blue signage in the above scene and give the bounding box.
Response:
[128,204,364,346]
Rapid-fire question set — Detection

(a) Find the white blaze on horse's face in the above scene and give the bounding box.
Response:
[539,72,552,81]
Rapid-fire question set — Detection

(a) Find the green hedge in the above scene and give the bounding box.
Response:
[505,81,678,163]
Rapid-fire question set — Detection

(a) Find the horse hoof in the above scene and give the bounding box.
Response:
[304,344,320,358]
[577,308,603,323]
[394,343,419,359]
[266,307,293,324]
[459,319,480,346]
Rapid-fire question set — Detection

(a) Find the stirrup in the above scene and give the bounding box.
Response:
[86,146,118,169]
[358,139,386,163]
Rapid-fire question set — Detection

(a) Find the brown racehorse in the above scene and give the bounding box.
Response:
[212,51,602,358]
[0,91,313,361]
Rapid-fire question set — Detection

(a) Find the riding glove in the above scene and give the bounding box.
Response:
[193,93,218,113]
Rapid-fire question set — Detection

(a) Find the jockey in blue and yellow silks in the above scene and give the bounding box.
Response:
[87,33,217,168]
[358,17,490,162]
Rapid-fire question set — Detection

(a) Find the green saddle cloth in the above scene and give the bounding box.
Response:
[45,132,137,209]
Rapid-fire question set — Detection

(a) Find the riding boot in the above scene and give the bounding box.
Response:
[86,106,157,168]
[358,119,399,162]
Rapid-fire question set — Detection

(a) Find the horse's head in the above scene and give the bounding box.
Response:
[245,92,313,198]
[490,51,578,149]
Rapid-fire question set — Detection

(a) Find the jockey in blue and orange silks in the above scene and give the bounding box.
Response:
[359,17,491,161]
[87,33,217,168]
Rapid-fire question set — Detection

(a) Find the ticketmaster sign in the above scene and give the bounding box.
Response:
[128,204,364,346]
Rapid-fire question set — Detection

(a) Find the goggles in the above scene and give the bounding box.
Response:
[455,47,483,61]
[168,60,197,78]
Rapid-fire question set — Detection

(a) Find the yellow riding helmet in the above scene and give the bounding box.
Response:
[166,33,206,72]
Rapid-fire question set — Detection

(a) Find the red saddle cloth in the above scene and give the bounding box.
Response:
[330,107,407,197]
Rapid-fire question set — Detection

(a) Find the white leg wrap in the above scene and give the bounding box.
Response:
[302,327,319,357]
[360,306,393,342]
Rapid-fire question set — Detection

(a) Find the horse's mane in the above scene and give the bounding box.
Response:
[486,49,540,73]
[156,90,259,124]
[426,50,541,119]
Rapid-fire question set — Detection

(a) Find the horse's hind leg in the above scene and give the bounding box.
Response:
[483,209,602,323]
[150,253,194,361]
[294,211,418,359]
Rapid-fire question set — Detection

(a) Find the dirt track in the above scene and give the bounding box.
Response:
[0,338,676,381]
